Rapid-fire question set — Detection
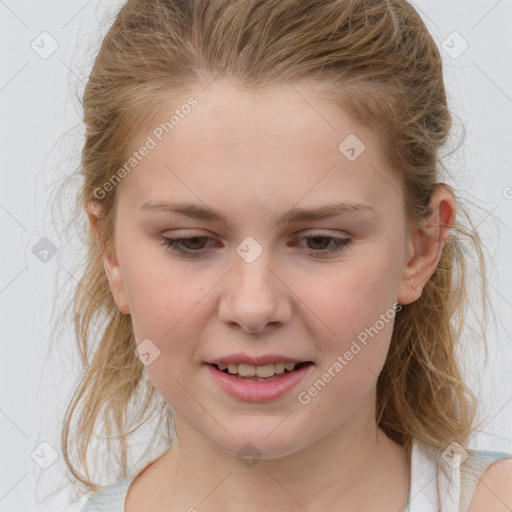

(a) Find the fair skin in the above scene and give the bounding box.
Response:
[86,79,512,512]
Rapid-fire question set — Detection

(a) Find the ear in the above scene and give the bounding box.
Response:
[397,184,456,306]
[86,200,131,315]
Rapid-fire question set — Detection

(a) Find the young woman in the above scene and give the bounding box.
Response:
[59,1,512,510]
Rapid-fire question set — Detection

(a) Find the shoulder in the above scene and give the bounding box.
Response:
[79,450,170,512]
[79,478,134,512]
[467,455,512,512]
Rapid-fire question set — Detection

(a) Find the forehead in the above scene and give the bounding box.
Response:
[118,79,403,214]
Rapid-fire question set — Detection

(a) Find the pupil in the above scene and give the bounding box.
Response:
[186,236,207,249]
[309,236,329,250]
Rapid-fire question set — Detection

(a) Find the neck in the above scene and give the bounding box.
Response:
[158,405,410,511]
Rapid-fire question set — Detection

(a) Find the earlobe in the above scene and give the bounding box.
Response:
[102,254,131,315]
[86,200,131,316]
[86,200,102,245]
[397,185,456,306]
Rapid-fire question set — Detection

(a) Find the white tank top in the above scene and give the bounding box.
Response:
[80,439,512,512]
[408,439,512,512]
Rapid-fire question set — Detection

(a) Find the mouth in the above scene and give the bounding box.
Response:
[208,361,314,382]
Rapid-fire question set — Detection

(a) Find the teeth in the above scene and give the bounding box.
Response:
[255,364,275,378]
[238,363,256,377]
[216,361,299,377]
[274,362,286,374]
[233,374,282,382]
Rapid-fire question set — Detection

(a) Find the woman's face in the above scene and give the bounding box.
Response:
[92,79,433,459]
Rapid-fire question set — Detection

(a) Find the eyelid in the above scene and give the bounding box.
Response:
[162,228,214,236]
[300,228,351,237]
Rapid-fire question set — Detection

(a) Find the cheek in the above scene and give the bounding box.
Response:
[302,258,399,382]
[306,261,398,338]
[124,260,211,402]
[120,248,209,353]
[298,285,397,419]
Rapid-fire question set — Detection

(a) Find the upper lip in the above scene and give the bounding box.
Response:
[207,353,312,366]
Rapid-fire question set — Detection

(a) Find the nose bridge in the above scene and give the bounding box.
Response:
[233,245,276,303]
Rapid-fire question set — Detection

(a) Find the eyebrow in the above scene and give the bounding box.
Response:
[140,200,375,228]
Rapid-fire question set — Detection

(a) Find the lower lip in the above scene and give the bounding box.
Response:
[205,363,314,402]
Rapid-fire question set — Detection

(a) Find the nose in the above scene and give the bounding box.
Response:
[218,252,291,334]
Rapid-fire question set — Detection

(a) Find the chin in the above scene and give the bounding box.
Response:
[211,428,314,462]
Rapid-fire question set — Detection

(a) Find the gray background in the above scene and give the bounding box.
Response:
[1,1,511,510]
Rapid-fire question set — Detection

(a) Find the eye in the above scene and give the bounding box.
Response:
[293,232,352,256]
[161,236,213,256]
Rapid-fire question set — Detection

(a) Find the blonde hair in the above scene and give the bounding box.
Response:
[56,0,492,504]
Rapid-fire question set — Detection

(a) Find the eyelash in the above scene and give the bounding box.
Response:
[160,232,352,258]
